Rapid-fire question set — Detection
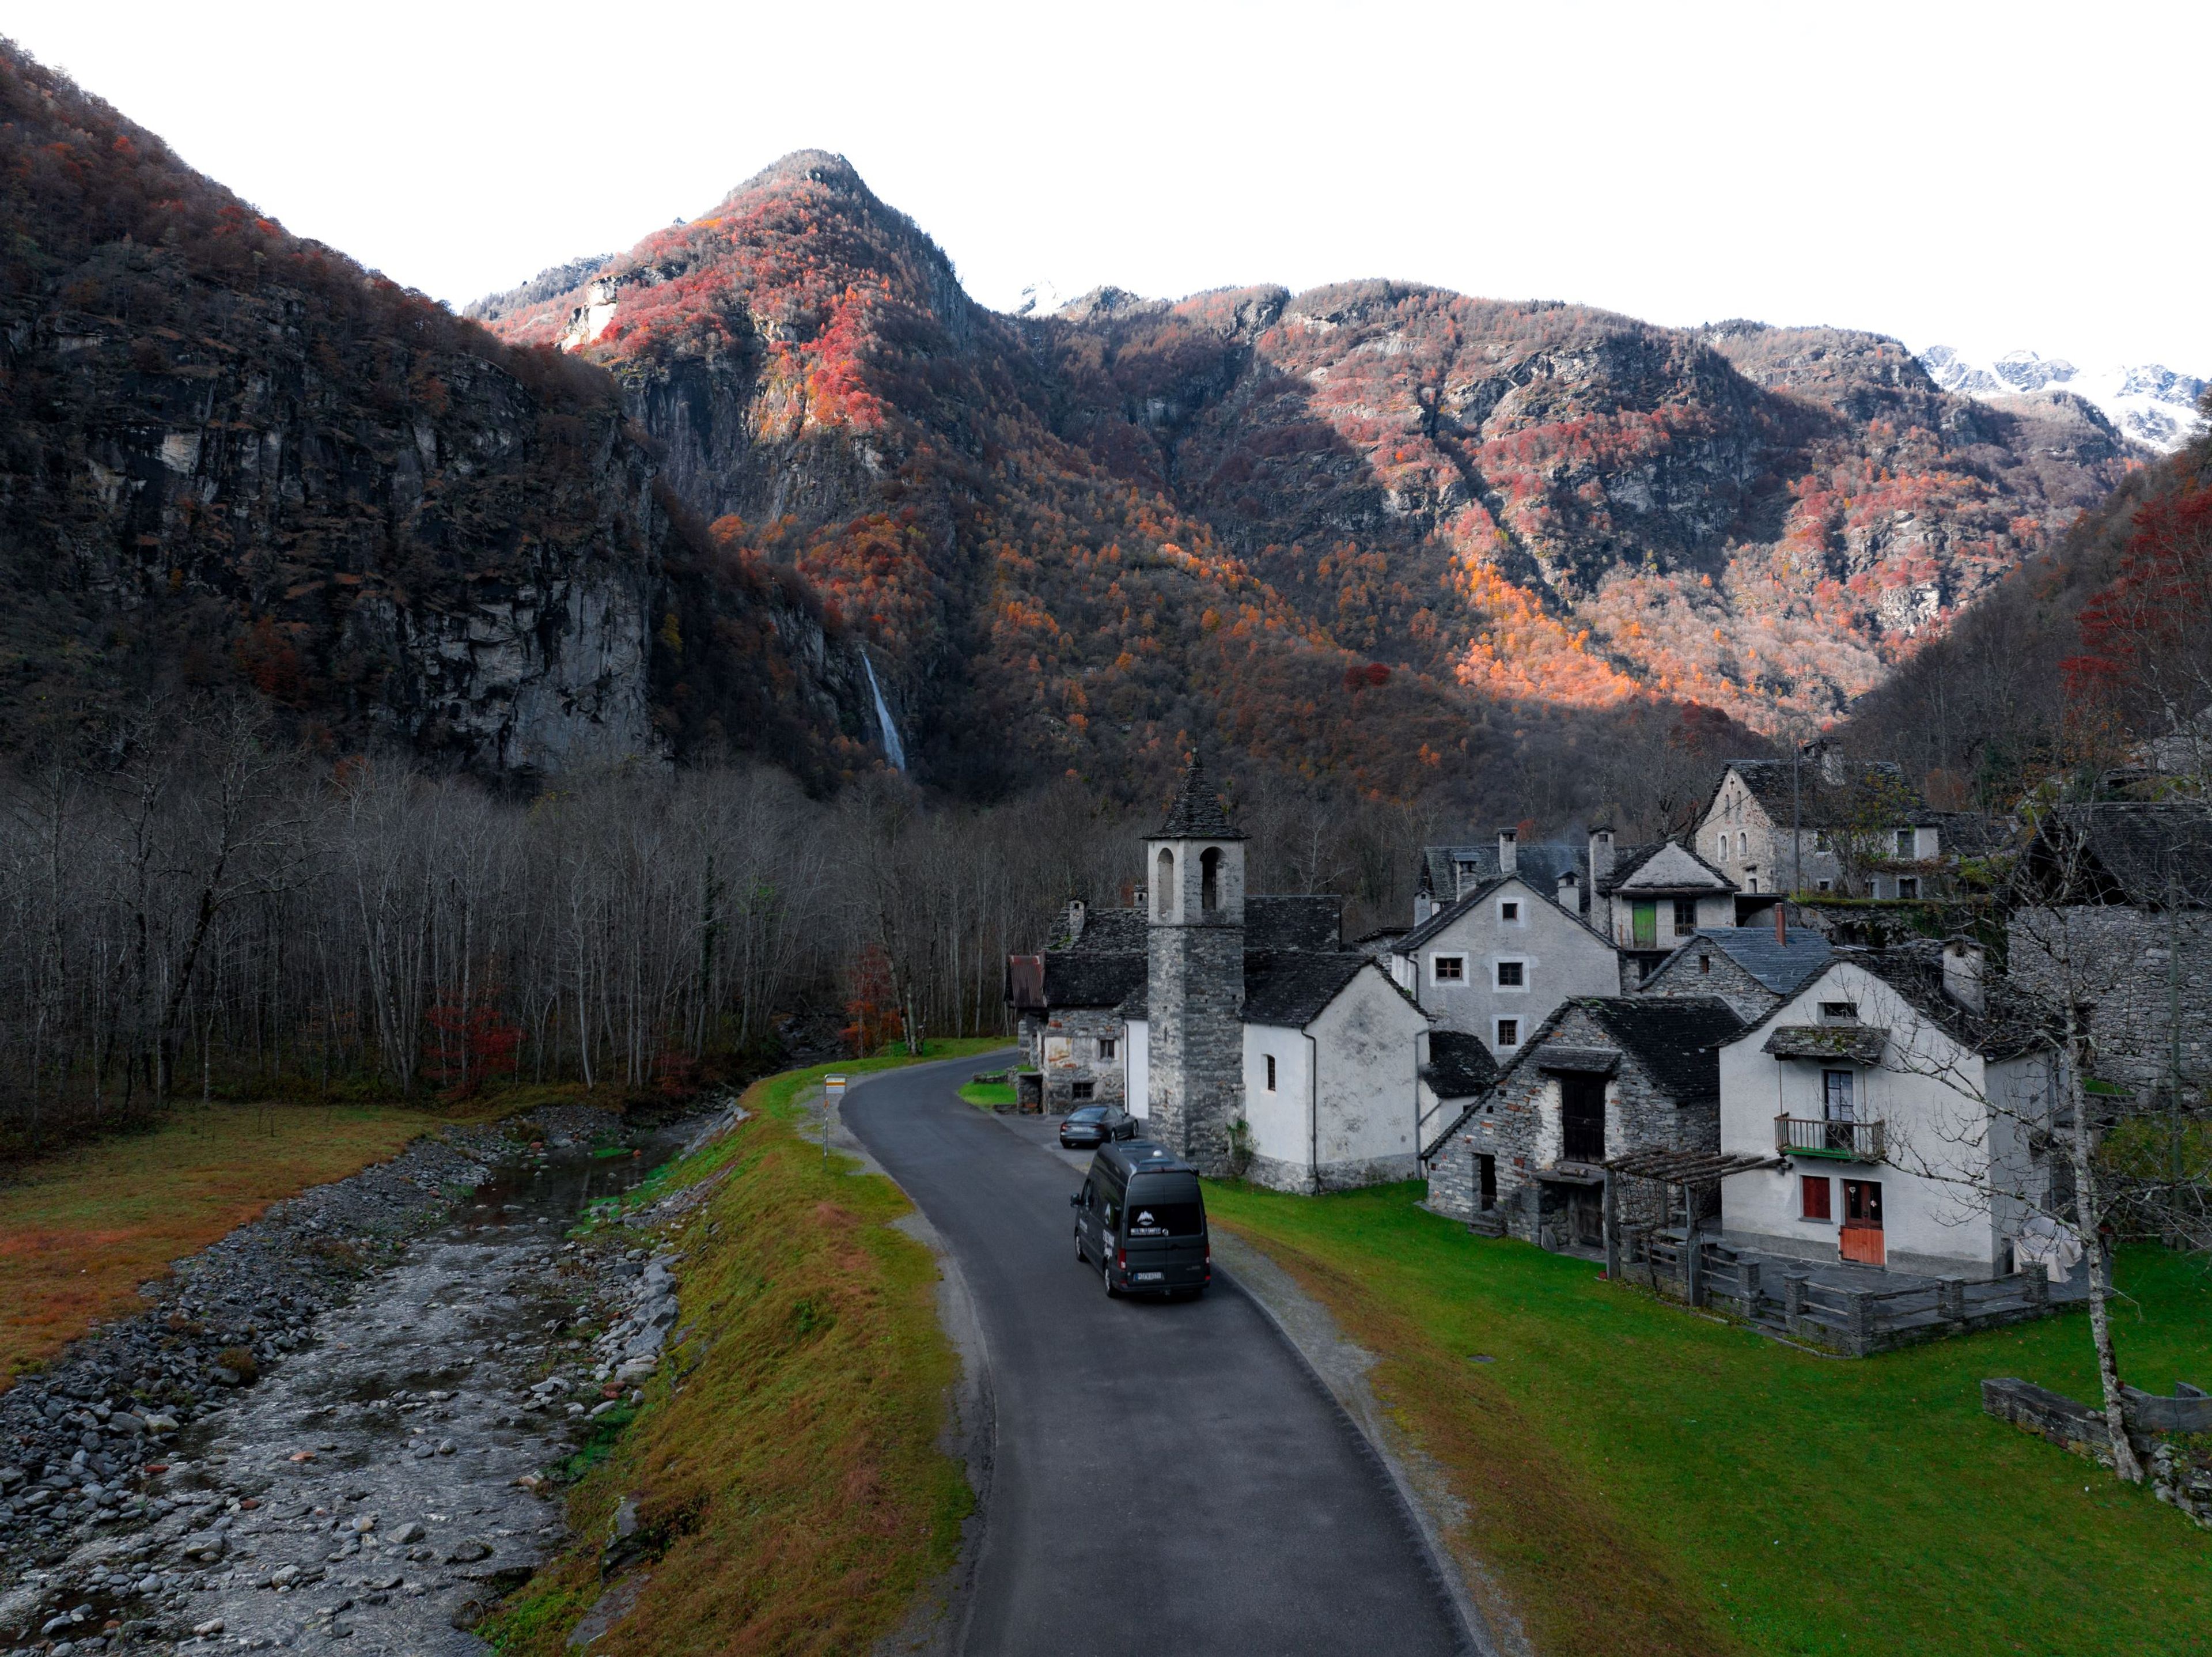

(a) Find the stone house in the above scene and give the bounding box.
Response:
[2008,801,2212,1095]
[1717,945,2060,1278]
[1698,752,1942,903]
[1387,865,1620,1058]
[1415,1030,1502,1183]
[1637,926,1834,1022]
[1005,902,1145,1110]
[1589,835,1738,982]
[1414,828,1591,924]
[1425,996,1746,1251]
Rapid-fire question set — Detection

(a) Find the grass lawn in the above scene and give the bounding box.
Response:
[959,1080,1016,1110]
[486,1039,998,1655]
[1207,1181,2212,1657]
[0,1103,431,1383]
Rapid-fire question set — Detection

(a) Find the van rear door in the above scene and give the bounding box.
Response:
[1119,1171,1207,1290]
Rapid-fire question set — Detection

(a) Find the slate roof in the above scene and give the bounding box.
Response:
[1712,758,1931,829]
[1733,944,2058,1060]
[1421,1031,1499,1100]
[1654,927,1833,997]
[1052,906,1147,952]
[1601,839,1736,895]
[2022,803,2212,908]
[1571,996,1746,1102]
[1397,871,1603,954]
[1039,952,1147,1009]
[1242,952,1376,1027]
[1156,754,1243,839]
[1763,1025,1889,1063]
[1419,842,1590,910]
[1248,894,1343,951]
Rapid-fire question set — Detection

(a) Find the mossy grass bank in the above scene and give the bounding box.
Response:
[1205,1180,2212,1657]
[486,1040,998,1655]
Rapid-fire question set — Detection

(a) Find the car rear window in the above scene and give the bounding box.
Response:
[1123,1174,1204,1238]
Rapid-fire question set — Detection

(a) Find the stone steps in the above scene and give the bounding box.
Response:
[1465,1211,1506,1239]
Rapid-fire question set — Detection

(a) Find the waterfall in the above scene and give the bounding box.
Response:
[861,649,907,771]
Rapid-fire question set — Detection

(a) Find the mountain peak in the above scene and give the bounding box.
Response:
[734,149,865,193]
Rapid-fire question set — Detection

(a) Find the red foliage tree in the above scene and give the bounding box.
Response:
[842,943,900,1058]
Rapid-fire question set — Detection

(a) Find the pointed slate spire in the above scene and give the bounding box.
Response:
[1156,752,1244,839]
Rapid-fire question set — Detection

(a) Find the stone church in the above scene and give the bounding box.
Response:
[1012,758,1430,1191]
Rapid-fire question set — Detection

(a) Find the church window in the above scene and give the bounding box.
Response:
[1155,849,1174,918]
[1264,1054,1277,1091]
[1496,960,1525,988]
[1432,955,1465,982]
[1200,846,1222,913]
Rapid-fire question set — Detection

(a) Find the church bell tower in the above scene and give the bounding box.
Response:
[1145,754,1246,1173]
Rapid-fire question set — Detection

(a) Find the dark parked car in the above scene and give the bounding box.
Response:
[1058,1104,1136,1148]
[1071,1140,1210,1297]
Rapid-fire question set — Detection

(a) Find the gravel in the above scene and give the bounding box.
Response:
[0,1104,717,1654]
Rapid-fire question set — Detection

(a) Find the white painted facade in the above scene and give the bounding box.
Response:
[1390,875,1618,1057]
[1244,964,1430,1191]
[1718,960,2055,1278]
[1123,1015,1150,1118]
[1596,841,1736,949]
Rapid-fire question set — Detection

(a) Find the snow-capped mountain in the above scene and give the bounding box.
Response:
[1918,345,2206,452]
[1006,277,1071,319]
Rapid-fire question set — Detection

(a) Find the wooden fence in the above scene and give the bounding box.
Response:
[1615,1227,2068,1356]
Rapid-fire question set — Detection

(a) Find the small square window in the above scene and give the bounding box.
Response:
[1496,960,1525,988]
[1433,955,1465,982]
[1070,1081,1094,1102]
[1098,1037,1117,1061]
[1672,898,1697,934]
[1896,876,1920,899]
[1265,1054,1277,1092]
[1813,831,1832,853]
[1501,901,1520,922]
[1817,878,1833,893]
[1801,1175,1832,1221]
[1495,1019,1520,1047]
[1819,1001,1859,1024]
[1896,829,1915,856]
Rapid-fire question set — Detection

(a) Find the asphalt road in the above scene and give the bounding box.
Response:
[843,1054,1468,1657]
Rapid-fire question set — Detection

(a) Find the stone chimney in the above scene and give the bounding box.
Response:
[1556,869,1579,911]
[1065,898,1088,945]
[1588,825,1615,890]
[1498,826,1518,876]
[1942,940,1986,1012]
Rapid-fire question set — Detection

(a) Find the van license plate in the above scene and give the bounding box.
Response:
[1135,1271,1163,1281]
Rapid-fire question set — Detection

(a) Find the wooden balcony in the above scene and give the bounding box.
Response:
[1776,1114,1885,1163]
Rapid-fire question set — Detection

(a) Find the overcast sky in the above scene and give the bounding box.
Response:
[9,1,2203,370]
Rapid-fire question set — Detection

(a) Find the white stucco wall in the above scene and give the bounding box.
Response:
[1717,962,2037,1277]
[1396,877,1617,1052]
[1243,968,1427,1190]
[1243,1023,1314,1166]
[1124,1017,1149,1119]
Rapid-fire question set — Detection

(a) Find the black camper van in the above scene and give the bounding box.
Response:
[1071,1140,1210,1297]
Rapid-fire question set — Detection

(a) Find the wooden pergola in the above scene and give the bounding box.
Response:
[1598,1148,1780,1281]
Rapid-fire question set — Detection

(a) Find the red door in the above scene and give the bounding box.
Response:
[1840,1179,1885,1266]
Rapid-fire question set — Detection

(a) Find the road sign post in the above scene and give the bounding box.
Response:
[823,1075,847,1167]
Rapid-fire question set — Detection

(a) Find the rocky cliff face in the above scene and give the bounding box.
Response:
[472,153,2143,793]
[0,51,868,780]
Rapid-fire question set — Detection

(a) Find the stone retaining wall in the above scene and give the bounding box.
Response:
[1982,1376,2212,1528]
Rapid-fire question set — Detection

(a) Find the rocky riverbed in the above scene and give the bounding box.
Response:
[0,1103,725,1655]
